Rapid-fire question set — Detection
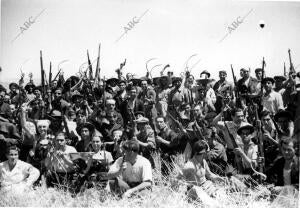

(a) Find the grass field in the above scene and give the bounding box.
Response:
[0,154,298,208]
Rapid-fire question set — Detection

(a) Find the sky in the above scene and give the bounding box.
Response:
[0,0,300,87]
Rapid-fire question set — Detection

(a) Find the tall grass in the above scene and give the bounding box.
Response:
[0,153,298,208]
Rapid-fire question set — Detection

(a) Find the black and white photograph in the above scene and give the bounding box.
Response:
[0,0,299,207]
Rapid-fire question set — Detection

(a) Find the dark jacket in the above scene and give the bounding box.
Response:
[266,156,299,188]
[119,99,144,126]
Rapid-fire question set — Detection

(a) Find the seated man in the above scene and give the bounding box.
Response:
[0,145,40,193]
[44,131,79,189]
[99,140,152,198]
[266,137,299,191]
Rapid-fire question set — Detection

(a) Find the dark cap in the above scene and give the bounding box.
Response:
[274,110,293,122]
[200,70,211,78]
[9,83,19,89]
[172,77,182,84]
[237,123,254,135]
[274,76,287,82]
[76,122,95,135]
[262,77,275,84]
[255,68,262,73]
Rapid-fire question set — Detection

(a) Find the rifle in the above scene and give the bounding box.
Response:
[40,51,45,98]
[49,62,52,88]
[261,57,266,95]
[87,50,93,80]
[62,115,72,145]
[284,62,287,77]
[94,44,101,88]
[224,121,239,149]
[254,104,265,183]
[231,64,239,99]
[102,77,106,109]
[288,49,295,74]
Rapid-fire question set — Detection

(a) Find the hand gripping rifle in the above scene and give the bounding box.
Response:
[224,121,266,180]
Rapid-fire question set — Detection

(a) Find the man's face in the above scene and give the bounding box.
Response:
[130,89,137,98]
[193,106,202,118]
[54,89,62,99]
[256,71,262,80]
[34,89,41,97]
[275,80,283,88]
[137,123,146,131]
[263,81,273,91]
[107,112,117,124]
[262,115,272,127]
[281,141,295,160]
[119,82,126,91]
[81,127,91,139]
[6,149,19,165]
[55,134,66,148]
[0,91,5,103]
[106,101,116,111]
[51,81,58,88]
[277,117,289,130]
[156,117,166,130]
[141,81,148,90]
[240,70,250,78]
[233,111,244,124]
[113,130,123,142]
[91,136,102,151]
[240,129,252,143]
[77,114,86,124]
[186,77,194,87]
[219,72,227,80]
[10,86,17,92]
[38,124,48,135]
[9,104,16,113]
[174,80,181,87]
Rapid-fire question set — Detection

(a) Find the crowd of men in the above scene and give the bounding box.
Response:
[0,55,299,199]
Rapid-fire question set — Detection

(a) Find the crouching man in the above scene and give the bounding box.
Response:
[99,140,152,198]
[44,131,80,190]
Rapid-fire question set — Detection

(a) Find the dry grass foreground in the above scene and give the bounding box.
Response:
[0,154,298,208]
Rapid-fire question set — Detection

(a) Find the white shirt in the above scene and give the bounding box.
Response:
[0,160,40,191]
[109,155,152,183]
[262,90,284,115]
[49,145,77,173]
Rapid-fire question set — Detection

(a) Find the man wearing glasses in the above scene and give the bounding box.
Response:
[99,140,152,198]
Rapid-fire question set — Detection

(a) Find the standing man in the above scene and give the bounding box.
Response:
[261,77,284,116]
[213,70,233,94]
[138,78,156,127]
